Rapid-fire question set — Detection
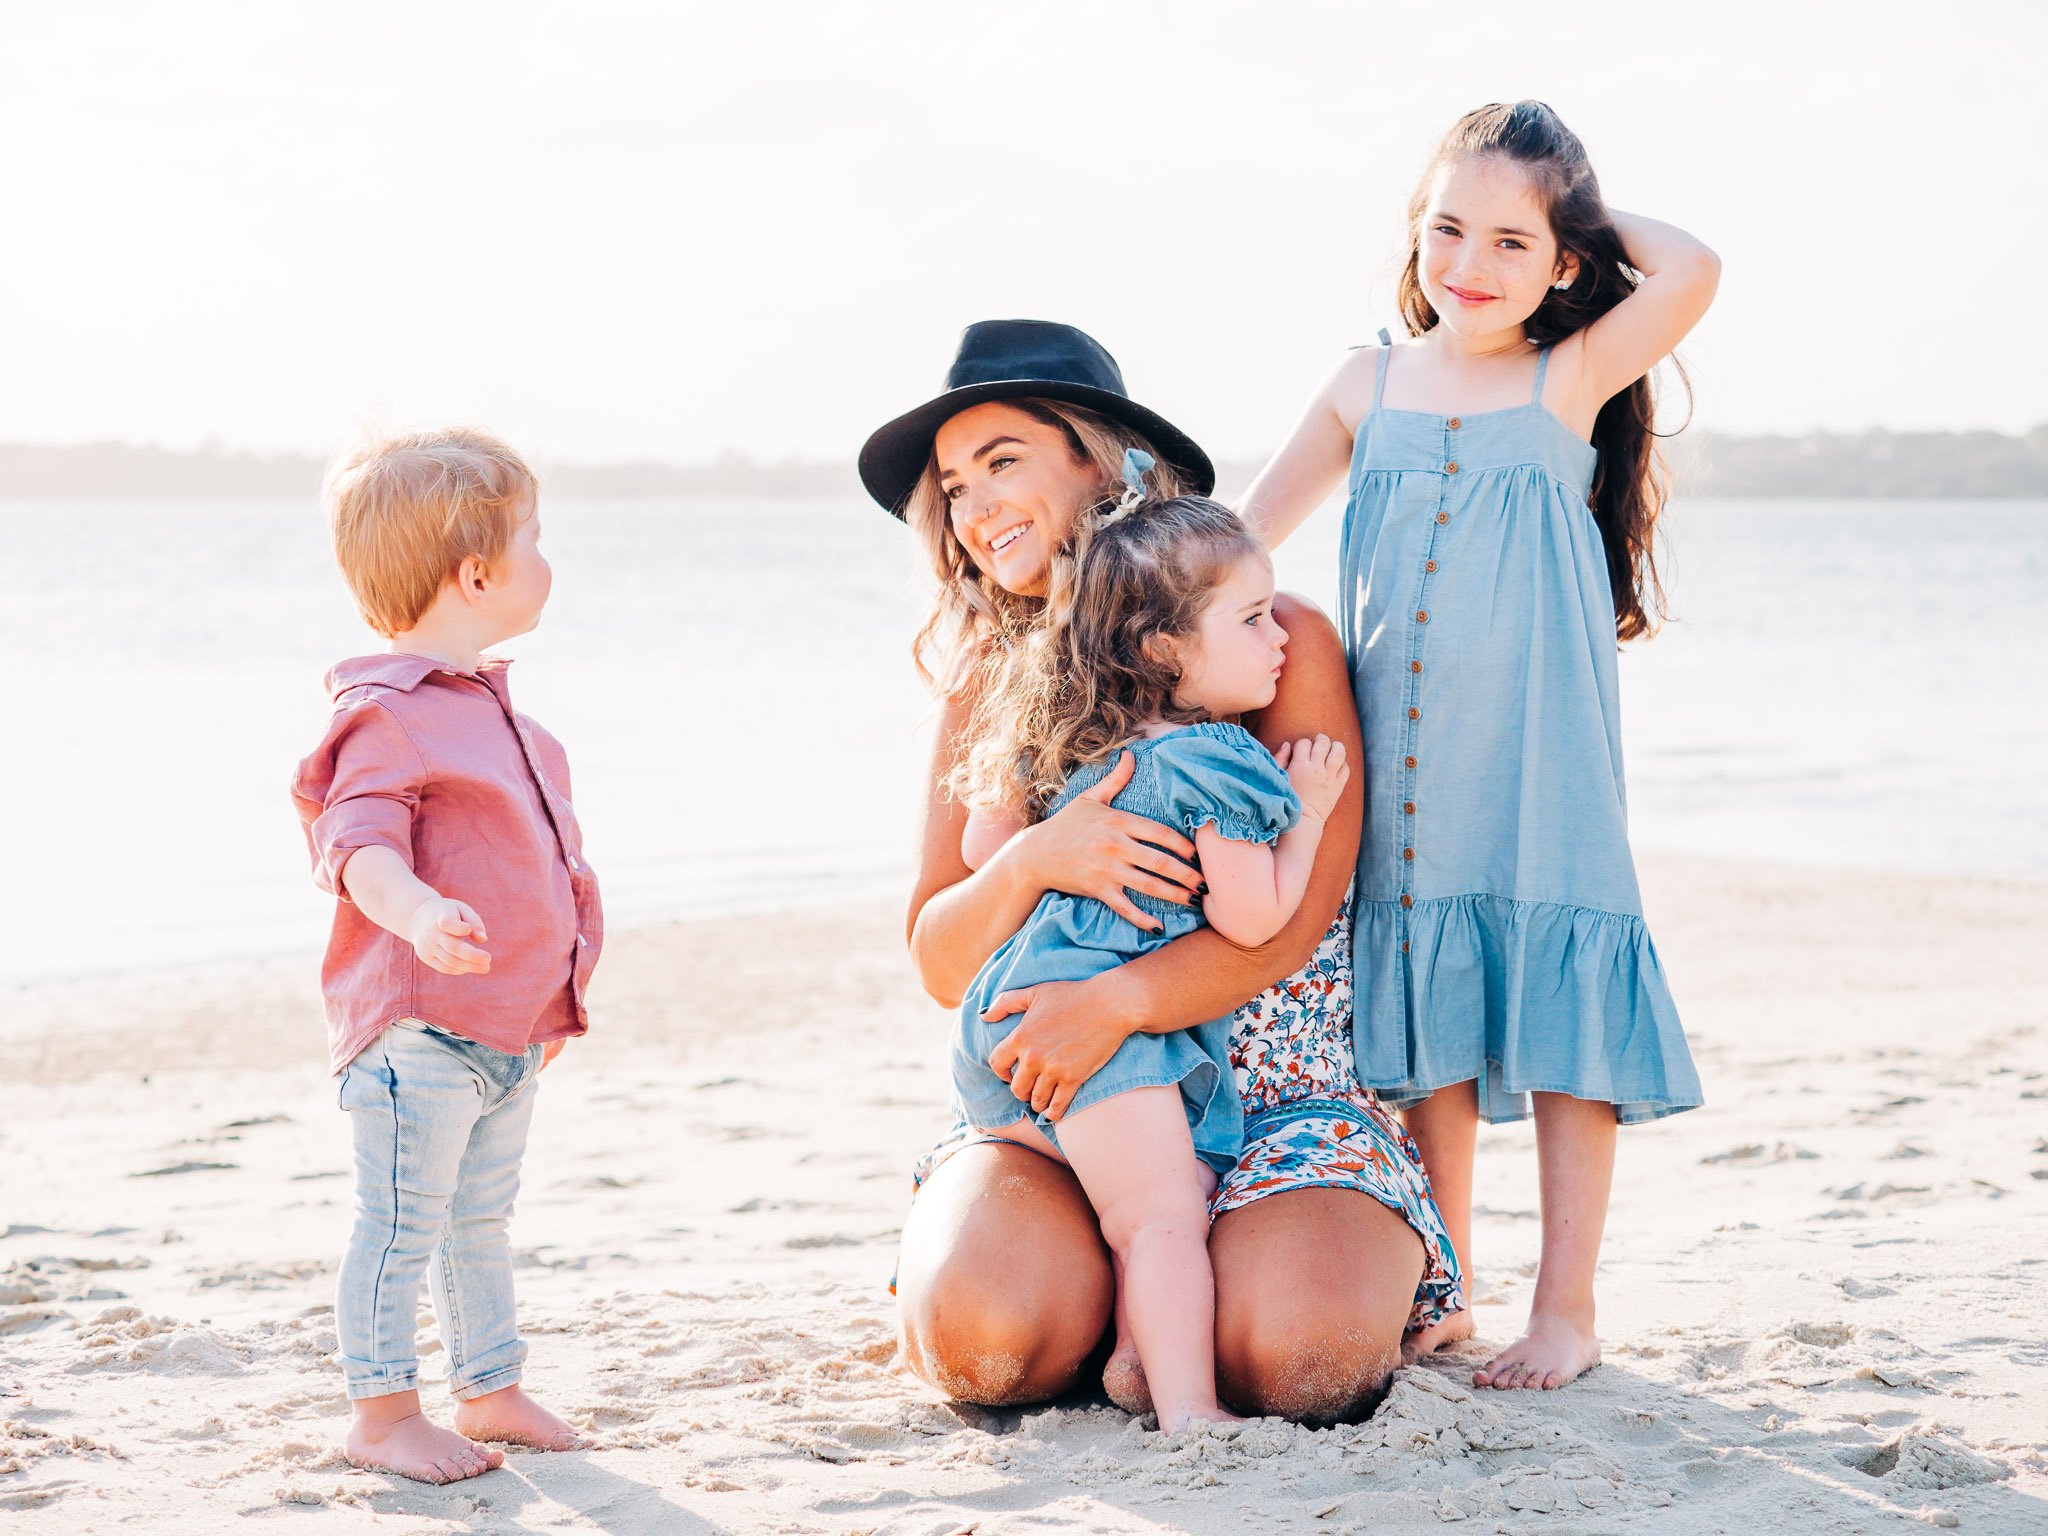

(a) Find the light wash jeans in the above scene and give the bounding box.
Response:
[335,1020,544,1401]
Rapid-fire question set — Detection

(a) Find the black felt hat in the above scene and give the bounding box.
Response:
[858,319,1215,518]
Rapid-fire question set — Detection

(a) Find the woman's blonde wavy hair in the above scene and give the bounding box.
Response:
[948,494,1265,821]
[904,398,1192,696]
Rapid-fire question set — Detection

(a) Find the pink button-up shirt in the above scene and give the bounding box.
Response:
[291,653,603,1073]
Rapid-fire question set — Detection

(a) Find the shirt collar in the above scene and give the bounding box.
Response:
[325,652,514,699]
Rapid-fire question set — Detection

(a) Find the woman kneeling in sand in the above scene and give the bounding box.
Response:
[860,321,1466,1422]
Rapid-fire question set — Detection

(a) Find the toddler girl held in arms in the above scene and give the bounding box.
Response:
[950,453,1349,1431]
[291,430,601,1483]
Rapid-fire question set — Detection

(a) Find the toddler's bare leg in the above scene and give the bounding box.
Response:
[1474,1091,1613,1389]
[1053,1089,1235,1432]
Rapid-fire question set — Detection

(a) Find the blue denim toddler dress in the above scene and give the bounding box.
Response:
[1340,334,1703,1125]
[953,722,1300,1173]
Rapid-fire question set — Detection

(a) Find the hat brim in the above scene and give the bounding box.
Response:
[857,379,1215,519]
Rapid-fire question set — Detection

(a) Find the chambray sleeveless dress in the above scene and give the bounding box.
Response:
[1340,334,1702,1125]
[953,723,1300,1173]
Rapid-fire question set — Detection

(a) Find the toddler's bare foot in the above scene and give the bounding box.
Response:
[1102,1336,1153,1416]
[1158,1402,1245,1434]
[453,1384,584,1450]
[1402,1308,1476,1364]
[1472,1311,1600,1390]
[347,1395,502,1484]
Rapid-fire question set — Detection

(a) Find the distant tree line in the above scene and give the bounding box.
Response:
[3,428,2043,500]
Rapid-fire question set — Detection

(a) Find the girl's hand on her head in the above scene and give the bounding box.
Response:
[406,897,492,976]
[1281,734,1350,824]
[984,979,1125,1121]
[1021,750,1202,933]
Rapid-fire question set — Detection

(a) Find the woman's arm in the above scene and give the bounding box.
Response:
[1553,209,1720,430]
[906,691,1205,1008]
[1235,351,1374,549]
[985,594,1365,1116]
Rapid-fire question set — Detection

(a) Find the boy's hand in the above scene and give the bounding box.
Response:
[406,897,492,975]
[1275,734,1350,824]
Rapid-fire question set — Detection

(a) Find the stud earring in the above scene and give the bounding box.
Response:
[1552,279,1571,292]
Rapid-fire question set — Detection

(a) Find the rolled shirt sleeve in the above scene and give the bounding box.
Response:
[291,697,425,897]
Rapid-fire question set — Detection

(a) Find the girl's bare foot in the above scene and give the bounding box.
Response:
[1472,1310,1600,1390]
[1402,1308,1476,1364]
[347,1392,502,1484]
[1159,1402,1245,1434]
[453,1384,584,1450]
[1102,1334,1154,1415]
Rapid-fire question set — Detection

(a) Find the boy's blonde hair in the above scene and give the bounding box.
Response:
[323,427,537,637]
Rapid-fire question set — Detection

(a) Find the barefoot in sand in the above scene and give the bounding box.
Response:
[453,1384,585,1450]
[1402,1307,1476,1364]
[1472,1310,1601,1390]
[1160,1402,1245,1434]
[347,1391,503,1484]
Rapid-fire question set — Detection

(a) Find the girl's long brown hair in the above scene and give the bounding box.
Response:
[949,496,1264,819]
[1397,100,1689,641]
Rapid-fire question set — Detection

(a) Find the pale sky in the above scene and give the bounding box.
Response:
[3,0,2041,466]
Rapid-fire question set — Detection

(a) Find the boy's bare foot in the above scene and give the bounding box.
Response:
[1472,1311,1601,1390]
[1402,1308,1476,1364]
[347,1394,502,1484]
[1102,1336,1153,1416]
[453,1384,584,1450]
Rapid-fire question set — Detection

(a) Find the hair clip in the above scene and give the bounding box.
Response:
[1099,447,1156,526]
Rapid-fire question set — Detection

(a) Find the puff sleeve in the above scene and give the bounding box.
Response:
[1150,724,1301,846]
[289,694,425,897]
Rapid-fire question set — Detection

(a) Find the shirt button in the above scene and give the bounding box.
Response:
[1410,660,1422,674]
[568,855,581,871]
[1446,461,1460,474]
[577,933,589,947]
[1447,417,1461,430]
[1403,847,1415,861]
[1401,893,1414,908]
[1407,706,1420,720]
[1401,940,1411,954]
[1436,512,1450,525]
[1425,560,1438,573]
[1404,801,1416,814]
[1415,610,1429,623]
[1404,755,1417,769]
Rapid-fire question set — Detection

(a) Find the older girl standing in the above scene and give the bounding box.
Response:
[1243,101,1717,1390]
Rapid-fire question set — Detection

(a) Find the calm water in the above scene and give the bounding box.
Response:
[2,496,2043,987]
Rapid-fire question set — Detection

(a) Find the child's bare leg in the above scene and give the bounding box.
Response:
[348,1391,502,1484]
[1401,1081,1478,1358]
[1474,1091,1613,1389]
[1054,1089,1235,1432]
[1100,1156,1219,1415]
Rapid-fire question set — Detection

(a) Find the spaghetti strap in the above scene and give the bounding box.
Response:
[1530,344,1551,406]
[1372,327,1393,411]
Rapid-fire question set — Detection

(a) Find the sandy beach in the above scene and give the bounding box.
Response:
[3,853,2044,1534]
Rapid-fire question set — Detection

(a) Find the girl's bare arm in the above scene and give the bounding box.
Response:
[1552,209,1720,429]
[1235,350,1376,549]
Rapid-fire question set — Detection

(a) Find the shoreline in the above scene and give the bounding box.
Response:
[9,847,2047,1015]
[3,853,2044,1532]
